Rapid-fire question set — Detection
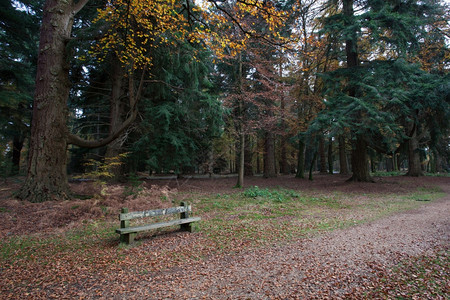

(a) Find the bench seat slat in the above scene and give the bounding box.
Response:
[116,217,201,234]
[120,205,191,221]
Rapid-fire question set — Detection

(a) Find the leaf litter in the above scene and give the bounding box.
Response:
[0,175,448,299]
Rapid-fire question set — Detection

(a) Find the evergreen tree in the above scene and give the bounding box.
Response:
[0,0,41,174]
[314,0,446,181]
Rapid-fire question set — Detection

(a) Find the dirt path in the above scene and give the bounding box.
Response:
[119,182,449,299]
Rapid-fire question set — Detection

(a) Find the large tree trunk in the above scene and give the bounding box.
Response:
[348,136,373,182]
[342,0,372,182]
[295,138,306,178]
[263,130,276,178]
[16,0,78,202]
[105,59,127,180]
[406,125,423,176]
[17,0,140,202]
[338,135,349,175]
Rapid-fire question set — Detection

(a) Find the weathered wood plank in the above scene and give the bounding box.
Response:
[119,205,191,221]
[116,217,201,234]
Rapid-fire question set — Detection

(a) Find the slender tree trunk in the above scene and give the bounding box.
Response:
[348,136,373,182]
[244,135,253,176]
[12,135,24,175]
[16,0,77,202]
[256,147,261,174]
[318,135,327,174]
[433,149,443,173]
[263,131,276,178]
[309,151,318,181]
[338,135,349,174]
[392,152,398,172]
[236,52,245,187]
[295,138,306,178]
[328,137,333,174]
[236,132,245,187]
[406,124,423,176]
[280,136,289,175]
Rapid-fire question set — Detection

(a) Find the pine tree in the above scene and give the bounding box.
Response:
[0,0,40,175]
[314,0,446,181]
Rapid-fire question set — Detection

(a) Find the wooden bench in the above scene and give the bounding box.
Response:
[116,201,201,244]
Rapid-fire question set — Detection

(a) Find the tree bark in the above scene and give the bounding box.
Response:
[16,0,77,202]
[105,58,127,180]
[338,135,349,174]
[406,124,423,176]
[318,135,327,174]
[263,130,277,178]
[280,136,289,175]
[236,132,245,187]
[235,52,245,187]
[12,135,24,175]
[348,136,373,182]
[295,138,306,178]
[328,137,333,174]
[309,151,318,181]
[244,134,253,176]
[17,0,140,202]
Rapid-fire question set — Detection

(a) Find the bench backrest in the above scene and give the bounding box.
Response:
[119,203,191,221]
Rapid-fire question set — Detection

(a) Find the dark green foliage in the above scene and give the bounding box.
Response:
[128,41,223,174]
[314,0,448,157]
[0,0,41,174]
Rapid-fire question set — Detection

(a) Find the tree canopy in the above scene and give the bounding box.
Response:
[0,0,448,201]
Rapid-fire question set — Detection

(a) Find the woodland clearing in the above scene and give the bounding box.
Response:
[0,175,448,299]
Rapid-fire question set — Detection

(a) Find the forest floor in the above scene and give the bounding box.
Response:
[0,174,449,299]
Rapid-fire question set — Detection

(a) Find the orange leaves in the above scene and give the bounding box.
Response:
[92,0,188,69]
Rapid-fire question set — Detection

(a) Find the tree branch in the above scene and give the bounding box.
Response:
[72,0,90,15]
[68,67,147,148]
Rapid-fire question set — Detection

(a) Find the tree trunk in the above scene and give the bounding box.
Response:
[16,0,77,202]
[105,59,127,180]
[280,136,289,175]
[318,135,327,174]
[263,130,276,178]
[295,138,306,178]
[328,137,333,174]
[17,0,140,202]
[342,0,372,182]
[338,135,349,175]
[309,151,318,181]
[406,125,423,176]
[12,135,24,175]
[348,136,373,182]
[236,132,245,187]
[244,135,253,176]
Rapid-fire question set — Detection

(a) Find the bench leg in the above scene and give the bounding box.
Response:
[181,223,193,232]
[121,232,136,244]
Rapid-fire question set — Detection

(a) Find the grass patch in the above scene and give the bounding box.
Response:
[0,183,446,298]
[190,185,442,253]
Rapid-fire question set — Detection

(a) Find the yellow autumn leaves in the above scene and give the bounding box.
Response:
[90,0,290,69]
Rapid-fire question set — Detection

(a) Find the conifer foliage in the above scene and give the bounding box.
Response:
[0,0,448,201]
